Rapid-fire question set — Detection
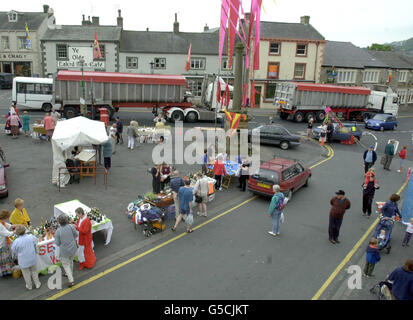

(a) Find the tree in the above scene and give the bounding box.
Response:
[368,43,392,51]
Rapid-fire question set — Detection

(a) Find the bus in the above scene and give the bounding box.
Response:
[12,77,54,112]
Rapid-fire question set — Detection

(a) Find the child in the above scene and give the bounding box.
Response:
[397,146,407,173]
[22,111,30,137]
[402,218,413,247]
[364,238,381,278]
[377,229,386,248]
[363,168,379,188]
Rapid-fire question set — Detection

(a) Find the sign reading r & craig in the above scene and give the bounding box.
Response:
[57,46,105,69]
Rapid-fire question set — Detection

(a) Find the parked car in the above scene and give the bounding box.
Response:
[248,158,311,200]
[312,122,362,142]
[0,148,9,198]
[248,124,301,150]
[0,73,13,89]
[365,113,398,131]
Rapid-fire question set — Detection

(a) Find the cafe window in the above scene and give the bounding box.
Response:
[296,44,307,56]
[267,62,279,79]
[190,58,206,70]
[57,44,68,59]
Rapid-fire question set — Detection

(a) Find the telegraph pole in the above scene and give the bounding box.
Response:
[79,58,87,117]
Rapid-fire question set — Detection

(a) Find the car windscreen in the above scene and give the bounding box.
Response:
[251,169,279,184]
[372,114,388,121]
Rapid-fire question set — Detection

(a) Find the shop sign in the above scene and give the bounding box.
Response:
[1,53,29,60]
[57,60,105,69]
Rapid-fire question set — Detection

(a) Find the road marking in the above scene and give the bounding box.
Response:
[362,131,378,151]
[311,179,409,300]
[398,115,413,119]
[46,143,335,300]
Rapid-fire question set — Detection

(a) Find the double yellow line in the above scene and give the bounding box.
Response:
[311,177,409,300]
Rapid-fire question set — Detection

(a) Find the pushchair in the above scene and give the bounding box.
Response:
[370,279,394,300]
[374,216,394,254]
[127,201,165,237]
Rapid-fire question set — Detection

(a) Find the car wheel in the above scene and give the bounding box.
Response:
[316,111,326,122]
[185,111,198,123]
[170,110,184,123]
[42,103,52,113]
[380,126,384,132]
[294,112,305,123]
[280,141,289,150]
[64,106,78,119]
[305,112,316,123]
[304,177,310,187]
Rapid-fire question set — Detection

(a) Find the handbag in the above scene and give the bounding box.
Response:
[195,195,203,203]
[380,156,386,165]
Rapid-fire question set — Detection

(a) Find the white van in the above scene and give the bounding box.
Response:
[12,77,54,112]
[368,90,399,117]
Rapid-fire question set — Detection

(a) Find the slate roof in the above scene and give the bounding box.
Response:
[366,50,413,70]
[120,30,224,55]
[323,41,388,69]
[41,25,122,42]
[0,11,48,31]
[259,21,325,40]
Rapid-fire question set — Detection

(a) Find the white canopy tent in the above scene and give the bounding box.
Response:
[51,117,109,186]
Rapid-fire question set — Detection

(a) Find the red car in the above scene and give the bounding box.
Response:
[248,158,311,200]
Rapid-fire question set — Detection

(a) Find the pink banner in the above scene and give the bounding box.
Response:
[228,0,240,69]
[253,0,262,70]
[219,0,230,67]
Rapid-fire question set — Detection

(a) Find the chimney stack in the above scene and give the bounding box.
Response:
[300,16,310,25]
[117,9,123,28]
[173,13,179,34]
[43,4,49,13]
[92,16,99,26]
[204,24,209,32]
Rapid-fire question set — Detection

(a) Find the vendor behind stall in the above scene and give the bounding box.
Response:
[151,164,161,194]
[161,162,171,190]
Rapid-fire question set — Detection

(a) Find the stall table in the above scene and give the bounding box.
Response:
[207,161,239,189]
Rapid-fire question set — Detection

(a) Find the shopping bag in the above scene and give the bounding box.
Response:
[184,213,194,226]
[280,212,285,224]
[380,156,386,165]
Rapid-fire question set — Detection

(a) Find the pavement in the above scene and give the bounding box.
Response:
[0,87,413,300]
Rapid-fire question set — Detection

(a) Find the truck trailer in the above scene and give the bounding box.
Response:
[53,70,231,122]
[273,82,399,123]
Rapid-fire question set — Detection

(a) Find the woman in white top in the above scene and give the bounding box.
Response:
[319,123,328,146]
[194,175,210,217]
[0,209,14,277]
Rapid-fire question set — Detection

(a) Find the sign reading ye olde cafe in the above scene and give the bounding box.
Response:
[57,46,105,69]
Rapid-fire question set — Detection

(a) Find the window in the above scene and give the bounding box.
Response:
[57,44,68,59]
[187,79,203,97]
[18,37,27,50]
[337,70,356,84]
[8,12,17,22]
[190,58,206,70]
[39,84,53,95]
[399,71,408,83]
[221,58,232,71]
[397,89,407,104]
[363,70,379,83]
[17,83,52,94]
[2,37,9,50]
[282,168,297,181]
[294,63,306,79]
[296,44,307,56]
[154,58,166,69]
[269,42,280,55]
[267,62,279,79]
[265,83,277,101]
[126,57,138,69]
[407,89,413,104]
[268,127,284,135]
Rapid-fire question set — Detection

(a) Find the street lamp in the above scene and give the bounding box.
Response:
[79,58,87,117]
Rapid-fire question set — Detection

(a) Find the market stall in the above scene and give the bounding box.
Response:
[137,126,171,144]
[13,200,113,275]
[51,117,109,187]
[207,160,239,189]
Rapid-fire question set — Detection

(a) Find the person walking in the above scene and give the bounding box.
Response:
[213,156,226,191]
[380,194,401,219]
[11,225,41,290]
[109,123,117,154]
[75,207,96,270]
[319,122,327,147]
[387,259,413,300]
[326,120,334,143]
[43,113,55,141]
[115,117,123,144]
[170,171,185,219]
[102,138,112,174]
[171,180,194,233]
[151,164,161,194]
[328,190,351,244]
[238,156,250,192]
[22,111,30,137]
[363,167,379,188]
[383,140,395,171]
[307,117,314,140]
[402,218,413,247]
[201,149,208,175]
[0,210,14,278]
[54,214,78,288]
[268,185,285,237]
[363,146,377,174]
[9,112,20,139]
[10,198,31,227]
[126,121,137,150]
[194,174,209,217]
[363,238,381,278]
[362,174,379,218]
[160,162,171,191]
[397,145,407,173]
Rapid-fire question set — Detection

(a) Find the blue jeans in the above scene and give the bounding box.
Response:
[271,210,282,234]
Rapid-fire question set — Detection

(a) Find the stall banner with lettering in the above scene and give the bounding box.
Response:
[36,239,61,275]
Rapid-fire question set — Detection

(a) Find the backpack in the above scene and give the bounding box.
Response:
[275,193,286,211]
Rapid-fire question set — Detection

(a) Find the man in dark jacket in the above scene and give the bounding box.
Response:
[326,120,334,142]
[383,140,395,171]
[170,171,185,219]
[329,190,351,244]
[115,117,123,144]
[363,145,377,173]
[388,259,413,300]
